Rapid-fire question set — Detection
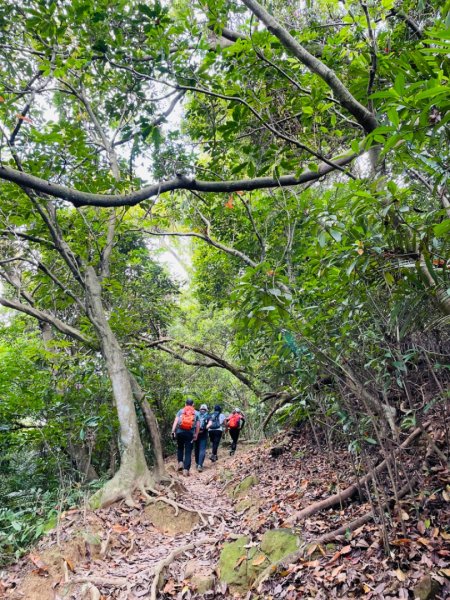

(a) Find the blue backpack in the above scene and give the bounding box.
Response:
[199,412,210,432]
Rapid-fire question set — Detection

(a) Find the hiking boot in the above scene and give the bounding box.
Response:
[229,450,235,456]
[183,469,189,477]
[197,465,203,472]
[178,461,184,471]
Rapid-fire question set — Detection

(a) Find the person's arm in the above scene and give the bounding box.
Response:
[171,413,179,436]
[223,414,229,432]
[194,416,200,440]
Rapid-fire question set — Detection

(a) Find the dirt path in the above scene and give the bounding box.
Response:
[2,447,247,600]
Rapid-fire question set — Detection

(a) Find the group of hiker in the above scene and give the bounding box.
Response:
[171,399,246,476]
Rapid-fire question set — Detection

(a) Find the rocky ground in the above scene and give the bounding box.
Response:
[1,427,449,599]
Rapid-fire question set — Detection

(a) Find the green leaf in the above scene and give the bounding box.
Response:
[329,229,342,243]
[434,219,450,237]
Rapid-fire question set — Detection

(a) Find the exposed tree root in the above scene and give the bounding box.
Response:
[145,493,218,526]
[285,425,424,524]
[89,463,156,509]
[254,476,419,590]
[150,537,219,600]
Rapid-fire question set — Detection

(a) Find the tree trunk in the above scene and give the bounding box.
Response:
[85,267,155,507]
[67,439,98,482]
[128,373,165,477]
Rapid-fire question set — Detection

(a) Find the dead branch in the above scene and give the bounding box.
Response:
[285,425,424,524]
[150,537,219,600]
[254,476,418,590]
[69,576,128,588]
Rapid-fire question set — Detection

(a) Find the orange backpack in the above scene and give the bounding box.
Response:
[228,413,241,429]
[179,405,196,430]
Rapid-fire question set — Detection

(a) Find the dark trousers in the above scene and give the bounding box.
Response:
[230,428,240,452]
[194,432,208,467]
[208,430,222,457]
[176,430,194,470]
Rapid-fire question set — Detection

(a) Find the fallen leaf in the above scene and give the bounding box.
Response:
[252,554,268,566]
[417,520,426,534]
[29,553,49,577]
[331,564,345,578]
[306,543,318,556]
[163,579,176,595]
[112,524,128,534]
[303,559,320,568]
[64,557,75,572]
[234,555,246,570]
[394,568,407,581]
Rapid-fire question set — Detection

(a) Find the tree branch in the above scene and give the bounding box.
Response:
[241,0,377,133]
[0,296,92,345]
[0,152,357,207]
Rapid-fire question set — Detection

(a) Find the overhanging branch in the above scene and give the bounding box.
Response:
[0,152,356,208]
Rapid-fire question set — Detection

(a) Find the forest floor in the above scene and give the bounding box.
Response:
[1,427,449,600]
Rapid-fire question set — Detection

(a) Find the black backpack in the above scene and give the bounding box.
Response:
[210,411,221,430]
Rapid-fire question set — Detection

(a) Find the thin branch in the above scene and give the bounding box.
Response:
[360,2,378,110]
[176,83,356,177]
[142,227,258,267]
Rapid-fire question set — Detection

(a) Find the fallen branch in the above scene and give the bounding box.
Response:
[69,576,128,588]
[150,537,219,600]
[316,476,417,543]
[285,425,424,524]
[254,475,418,590]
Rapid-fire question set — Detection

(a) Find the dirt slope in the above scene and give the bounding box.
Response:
[1,429,449,599]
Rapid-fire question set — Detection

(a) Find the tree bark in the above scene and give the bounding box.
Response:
[128,373,165,477]
[84,267,154,507]
[67,439,98,482]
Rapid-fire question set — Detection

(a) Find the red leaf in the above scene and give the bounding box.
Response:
[16,114,33,124]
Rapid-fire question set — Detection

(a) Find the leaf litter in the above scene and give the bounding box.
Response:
[0,425,449,599]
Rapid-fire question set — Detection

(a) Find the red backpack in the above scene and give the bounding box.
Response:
[179,405,196,430]
[228,413,242,429]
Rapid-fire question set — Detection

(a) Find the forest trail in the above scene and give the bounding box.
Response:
[2,429,450,599]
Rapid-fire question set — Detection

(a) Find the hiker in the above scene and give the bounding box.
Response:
[207,404,226,462]
[226,408,245,456]
[194,403,210,472]
[171,398,200,476]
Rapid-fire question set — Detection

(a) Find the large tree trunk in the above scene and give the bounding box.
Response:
[85,267,155,508]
